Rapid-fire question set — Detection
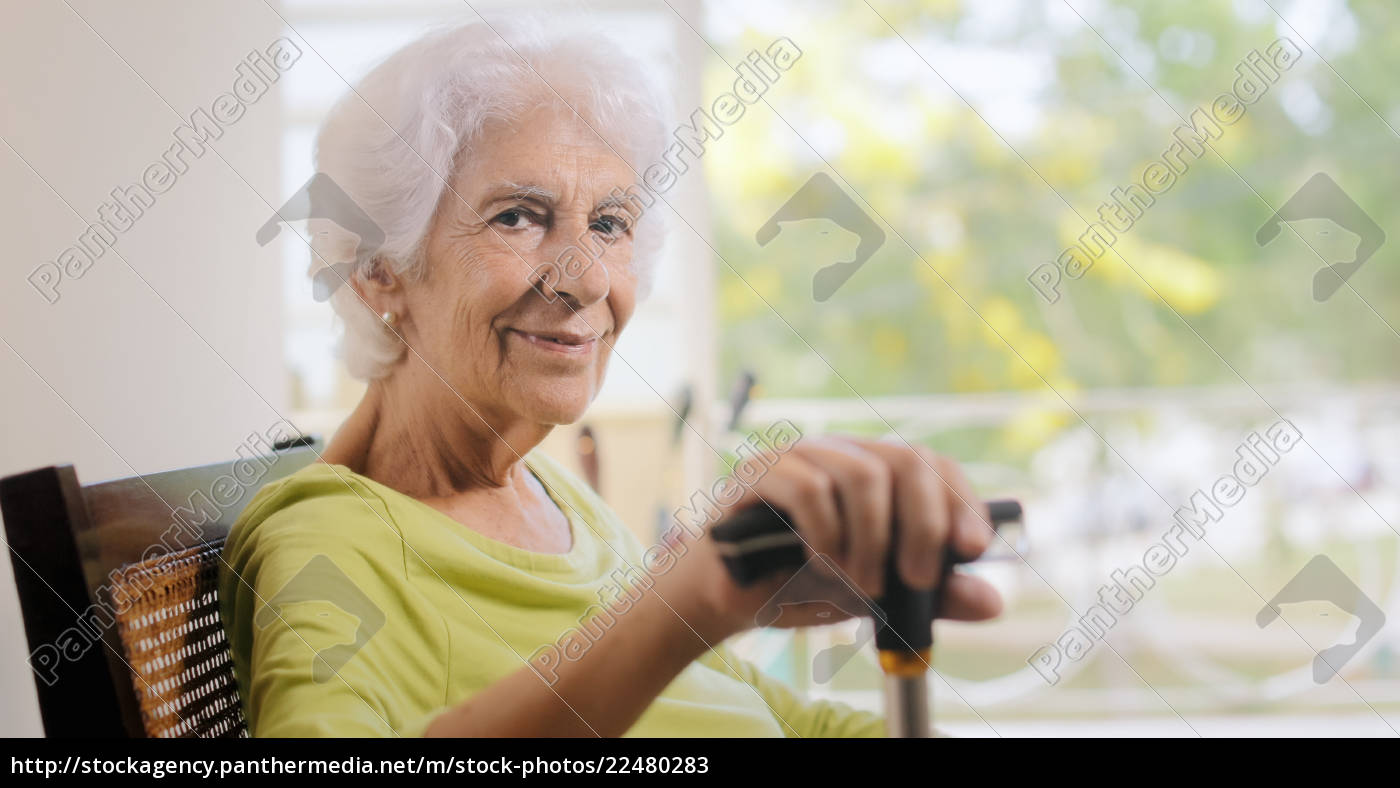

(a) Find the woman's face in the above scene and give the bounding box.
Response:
[402,105,640,427]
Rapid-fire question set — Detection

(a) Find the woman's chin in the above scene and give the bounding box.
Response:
[513,387,595,427]
[536,405,590,427]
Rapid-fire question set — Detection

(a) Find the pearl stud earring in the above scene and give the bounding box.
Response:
[380,311,398,327]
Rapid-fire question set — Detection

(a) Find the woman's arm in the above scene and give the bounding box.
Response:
[699,644,887,738]
[424,436,1003,737]
[231,486,744,738]
[422,533,735,737]
[246,431,1000,737]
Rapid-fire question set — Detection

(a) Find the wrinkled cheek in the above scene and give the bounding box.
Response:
[606,259,640,323]
[438,299,497,378]
[611,251,640,282]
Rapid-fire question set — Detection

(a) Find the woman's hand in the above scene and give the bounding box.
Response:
[674,436,1004,641]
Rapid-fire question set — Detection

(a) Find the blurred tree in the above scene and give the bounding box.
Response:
[706,0,1399,409]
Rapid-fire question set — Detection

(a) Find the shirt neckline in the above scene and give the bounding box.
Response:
[312,454,599,575]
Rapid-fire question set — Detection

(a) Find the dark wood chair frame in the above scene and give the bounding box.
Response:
[1,438,320,738]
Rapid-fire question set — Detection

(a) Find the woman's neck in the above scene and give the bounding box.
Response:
[320,371,573,554]
[323,372,553,499]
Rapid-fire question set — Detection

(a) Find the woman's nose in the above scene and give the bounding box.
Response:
[539,235,611,307]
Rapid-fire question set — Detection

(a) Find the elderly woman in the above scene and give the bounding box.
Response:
[220,19,1002,738]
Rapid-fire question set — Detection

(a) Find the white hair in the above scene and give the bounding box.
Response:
[311,18,672,379]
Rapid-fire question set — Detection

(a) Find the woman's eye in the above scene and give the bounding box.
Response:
[591,215,630,235]
[494,209,533,229]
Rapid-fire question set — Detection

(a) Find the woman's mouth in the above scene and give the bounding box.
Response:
[508,328,599,356]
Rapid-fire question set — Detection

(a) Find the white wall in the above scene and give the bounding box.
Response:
[0,1,288,736]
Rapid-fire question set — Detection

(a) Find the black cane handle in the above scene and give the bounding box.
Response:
[710,498,1023,651]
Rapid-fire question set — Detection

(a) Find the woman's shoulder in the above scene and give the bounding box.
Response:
[225,462,406,564]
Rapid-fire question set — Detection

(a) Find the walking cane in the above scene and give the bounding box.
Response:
[711,498,1024,738]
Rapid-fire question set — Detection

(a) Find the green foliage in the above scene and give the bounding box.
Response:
[707,0,1399,401]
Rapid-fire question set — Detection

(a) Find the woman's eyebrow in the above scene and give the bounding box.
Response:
[595,194,638,214]
[494,182,557,203]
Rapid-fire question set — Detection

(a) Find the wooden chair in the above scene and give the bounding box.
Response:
[0,437,321,738]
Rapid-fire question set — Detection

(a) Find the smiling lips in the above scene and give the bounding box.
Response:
[509,327,599,356]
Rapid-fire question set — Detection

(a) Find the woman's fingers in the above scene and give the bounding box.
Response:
[843,440,949,591]
[930,452,996,564]
[842,439,995,592]
[725,451,845,566]
[715,434,1002,623]
[937,572,1003,621]
[788,437,893,598]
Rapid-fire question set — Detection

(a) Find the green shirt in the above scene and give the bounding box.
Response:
[219,450,887,738]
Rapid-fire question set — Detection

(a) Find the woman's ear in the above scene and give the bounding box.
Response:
[348,255,403,311]
[361,256,400,291]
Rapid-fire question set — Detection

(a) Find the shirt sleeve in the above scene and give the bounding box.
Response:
[222,485,450,738]
[698,644,888,738]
